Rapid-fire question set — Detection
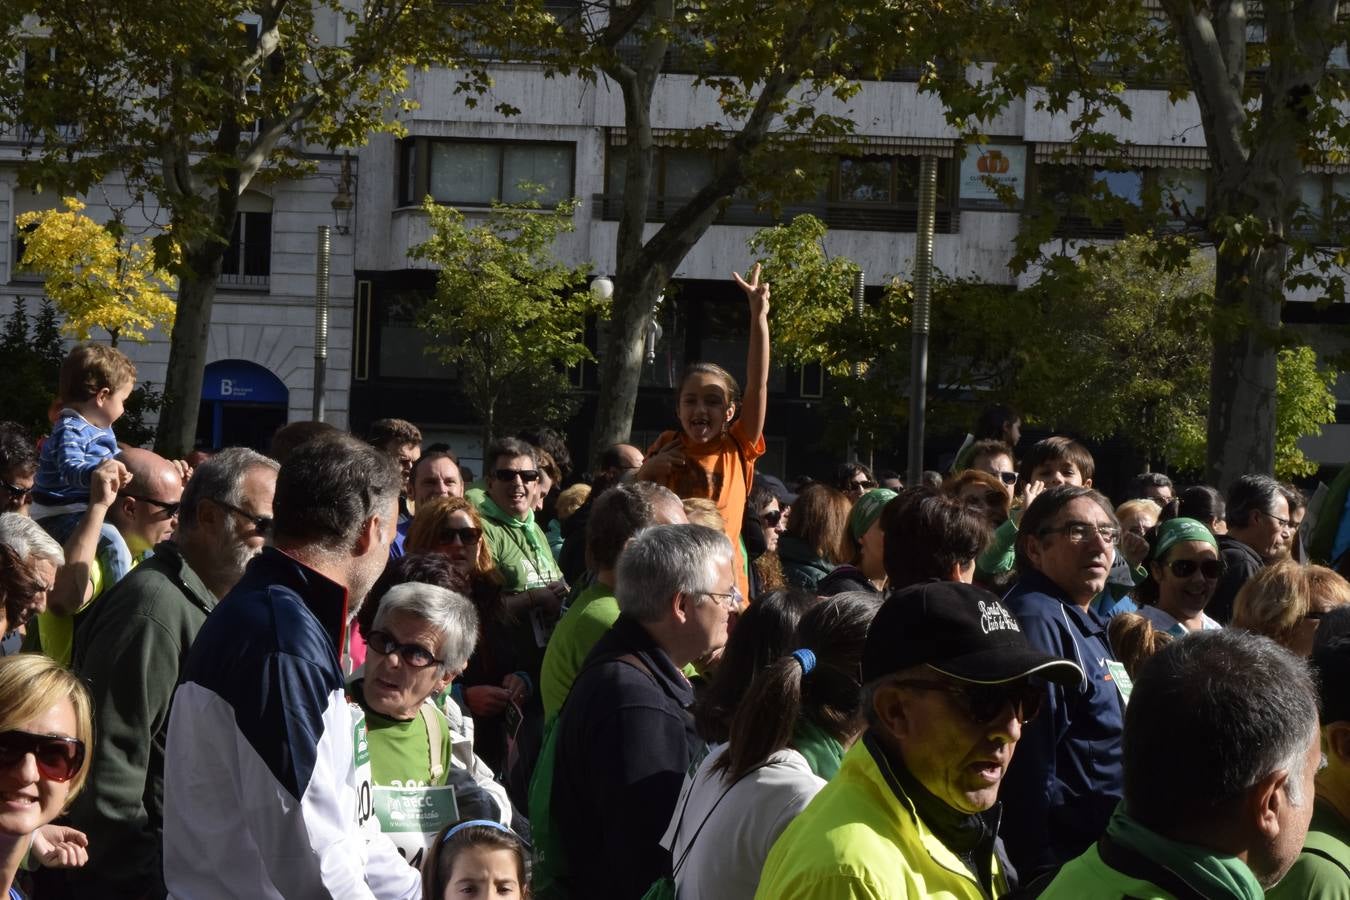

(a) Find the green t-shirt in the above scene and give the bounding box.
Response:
[356,684,453,788]
[1268,798,1350,899]
[540,582,617,720]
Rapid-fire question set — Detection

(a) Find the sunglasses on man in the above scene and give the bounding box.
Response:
[1,481,33,504]
[895,678,1043,725]
[117,492,181,518]
[0,730,86,783]
[493,468,541,484]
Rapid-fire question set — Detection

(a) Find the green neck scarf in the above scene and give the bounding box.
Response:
[479,496,557,579]
[1107,805,1264,900]
[792,717,844,781]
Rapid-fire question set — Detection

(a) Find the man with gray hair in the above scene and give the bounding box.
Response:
[539,480,687,719]
[1040,629,1322,896]
[541,524,736,899]
[0,512,63,654]
[1212,474,1293,623]
[163,433,419,898]
[58,447,278,899]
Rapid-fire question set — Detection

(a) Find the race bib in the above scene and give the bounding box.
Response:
[350,705,379,837]
[374,785,461,870]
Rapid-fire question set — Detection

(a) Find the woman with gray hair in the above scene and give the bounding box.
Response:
[347,580,504,868]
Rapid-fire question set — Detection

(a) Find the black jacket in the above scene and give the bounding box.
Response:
[551,613,703,899]
[1210,536,1264,624]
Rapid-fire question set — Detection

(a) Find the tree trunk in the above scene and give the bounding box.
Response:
[154,268,217,457]
[1206,233,1284,490]
[589,268,668,455]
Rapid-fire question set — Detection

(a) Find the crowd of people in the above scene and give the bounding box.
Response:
[0,265,1348,898]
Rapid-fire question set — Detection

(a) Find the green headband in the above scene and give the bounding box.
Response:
[1151,517,1218,561]
[849,488,898,541]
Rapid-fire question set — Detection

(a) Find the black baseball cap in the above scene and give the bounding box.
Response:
[754,473,798,506]
[862,581,1083,686]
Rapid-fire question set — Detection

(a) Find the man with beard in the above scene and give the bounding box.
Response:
[161,434,418,898]
[60,448,278,899]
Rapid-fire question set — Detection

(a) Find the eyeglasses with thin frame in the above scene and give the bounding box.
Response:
[437,526,482,546]
[118,493,181,518]
[0,480,33,503]
[1038,521,1120,545]
[208,497,272,535]
[701,587,744,612]
[1258,509,1294,532]
[493,468,541,484]
[365,629,441,669]
[894,679,1043,725]
[0,730,86,783]
[1166,558,1224,580]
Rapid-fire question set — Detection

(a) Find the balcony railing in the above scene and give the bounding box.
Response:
[592,194,959,233]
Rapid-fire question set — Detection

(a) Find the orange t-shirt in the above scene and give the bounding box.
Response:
[646,418,765,603]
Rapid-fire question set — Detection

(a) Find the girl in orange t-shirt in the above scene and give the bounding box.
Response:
[638,265,771,604]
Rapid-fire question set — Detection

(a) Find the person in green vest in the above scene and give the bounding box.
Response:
[1039,629,1322,899]
[539,480,688,719]
[1268,633,1350,898]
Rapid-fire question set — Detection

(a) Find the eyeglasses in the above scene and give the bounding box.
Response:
[846,479,876,492]
[993,471,1018,486]
[437,526,482,546]
[1039,522,1120,545]
[1259,509,1294,532]
[0,730,86,783]
[118,493,181,518]
[760,509,783,527]
[366,630,441,669]
[701,587,744,612]
[493,468,541,484]
[1167,558,1224,579]
[209,498,272,535]
[895,679,1043,725]
[1,481,32,503]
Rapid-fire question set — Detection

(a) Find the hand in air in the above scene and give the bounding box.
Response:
[732,263,771,318]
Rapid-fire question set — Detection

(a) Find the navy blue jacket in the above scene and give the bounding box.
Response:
[551,613,703,900]
[999,570,1125,880]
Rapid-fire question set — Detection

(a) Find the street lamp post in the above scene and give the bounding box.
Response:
[908,156,938,487]
[314,225,331,422]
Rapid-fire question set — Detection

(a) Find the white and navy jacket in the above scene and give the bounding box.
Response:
[162,548,420,899]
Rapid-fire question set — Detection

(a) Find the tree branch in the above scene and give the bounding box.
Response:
[1161,0,1248,169]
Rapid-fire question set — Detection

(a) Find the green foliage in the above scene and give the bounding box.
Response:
[1275,346,1338,479]
[749,215,912,454]
[0,299,66,433]
[408,194,605,455]
[112,381,164,449]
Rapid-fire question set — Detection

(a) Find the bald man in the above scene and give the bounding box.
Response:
[34,448,186,665]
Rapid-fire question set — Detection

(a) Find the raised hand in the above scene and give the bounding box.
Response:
[732,262,771,318]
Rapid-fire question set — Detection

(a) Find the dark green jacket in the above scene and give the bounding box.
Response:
[778,534,836,591]
[67,542,216,899]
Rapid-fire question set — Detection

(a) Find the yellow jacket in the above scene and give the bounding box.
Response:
[755,738,1008,900]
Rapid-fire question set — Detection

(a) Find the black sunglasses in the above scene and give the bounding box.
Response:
[209,498,272,535]
[1167,558,1224,579]
[493,468,541,484]
[0,730,86,783]
[994,471,1018,486]
[1,481,33,502]
[118,493,181,518]
[438,526,482,546]
[366,629,440,668]
[760,509,783,527]
[895,678,1043,725]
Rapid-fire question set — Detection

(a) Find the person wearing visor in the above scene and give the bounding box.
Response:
[1133,517,1225,636]
[755,581,1082,900]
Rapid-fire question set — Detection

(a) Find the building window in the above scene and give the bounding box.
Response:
[220,211,271,289]
[1036,165,1206,239]
[400,138,576,208]
[599,144,957,233]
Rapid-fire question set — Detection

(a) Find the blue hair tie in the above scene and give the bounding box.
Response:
[441,819,512,845]
[790,649,816,675]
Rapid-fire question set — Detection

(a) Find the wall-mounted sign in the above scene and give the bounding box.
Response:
[959,144,1027,207]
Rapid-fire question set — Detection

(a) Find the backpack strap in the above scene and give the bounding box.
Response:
[420,704,446,783]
